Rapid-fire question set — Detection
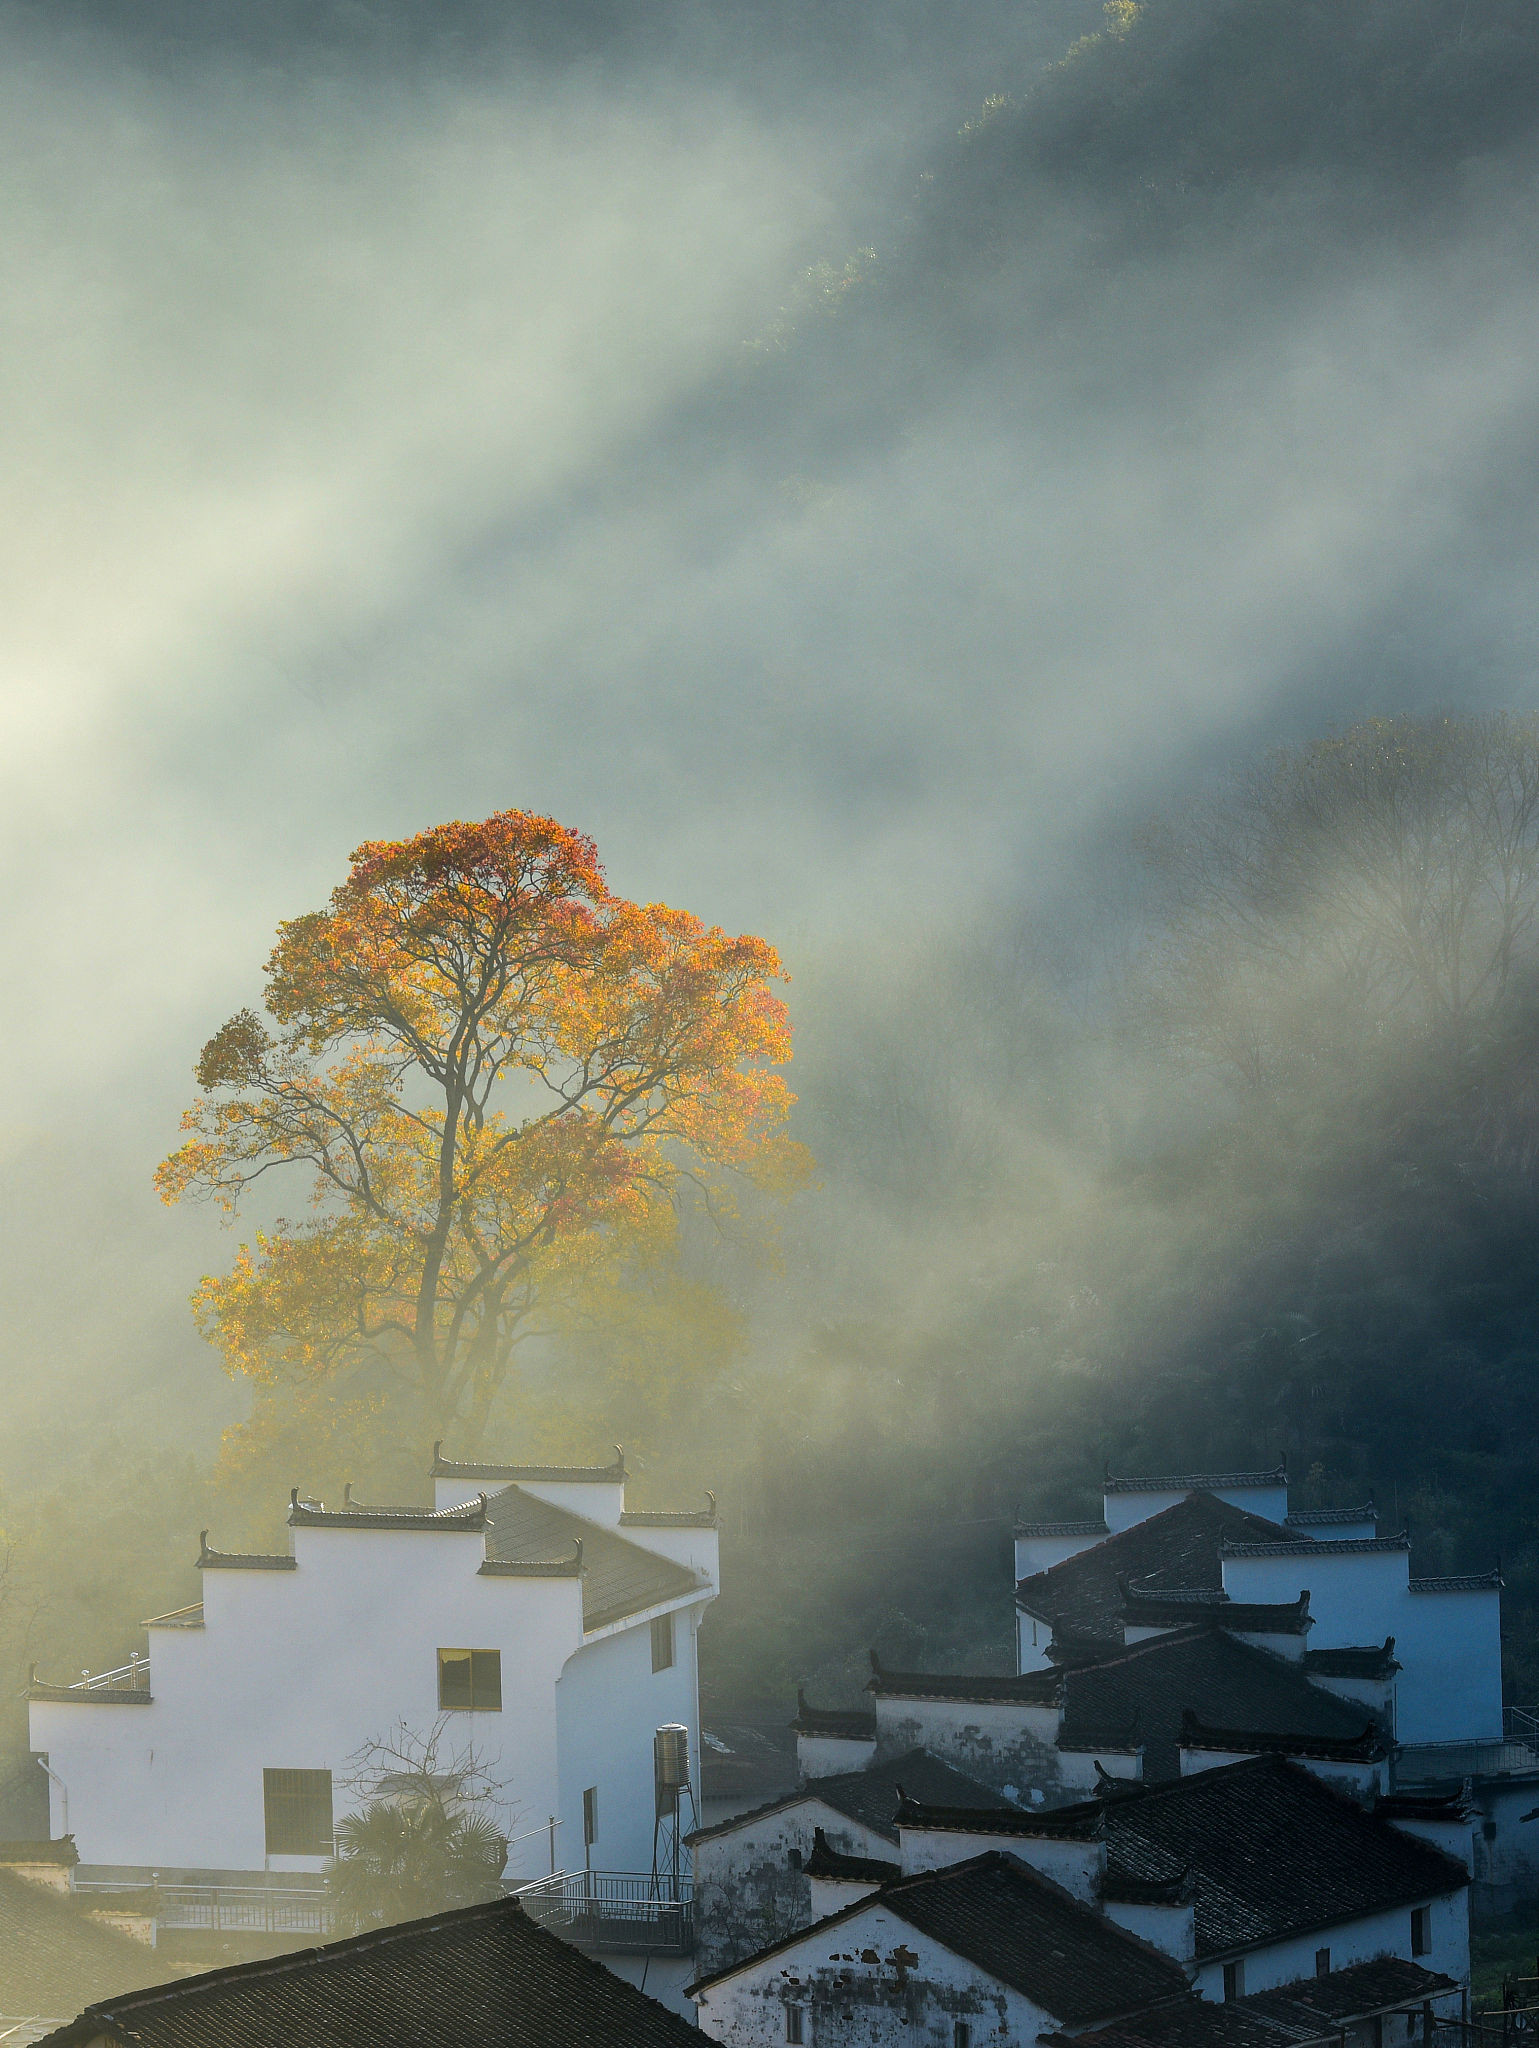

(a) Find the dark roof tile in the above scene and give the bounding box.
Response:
[692,1852,1190,2025]
[0,1867,172,2017]
[36,1894,699,2048]
[687,1749,1008,1846]
[430,1444,625,1483]
[1099,1756,1468,1958]
[1302,1639,1399,1679]
[1284,1505,1376,1529]
[867,1654,1060,1705]
[1103,1469,1286,1495]
[1016,1495,1296,1647]
[1220,1535,1409,1559]
[791,1691,876,1741]
[1056,1625,1376,1780]
[804,1829,899,1883]
[483,1486,702,1631]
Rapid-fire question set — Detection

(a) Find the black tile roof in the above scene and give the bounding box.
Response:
[1063,1959,1457,2048]
[1376,1788,1474,1824]
[874,1853,1191,2024]
[1120,1586,1312,1635]
[791,1690,877,1741]
[1055,1624,1376,1780]
[1284,1504,1376,1529]
[867,1653,1061,1706]
[0,1837,79,1867]
[35,1894,699,2048]
[1098,1756,1468,1959]
[686,1748,1009,1846]
[619,1504,718,1528]
[0,1867,173,2017]
[194,1536,296,1570]
[1302,1639,1399,1680]
[1103,1468,1287,1496]
[804,1828,899,1883]
[483,1485,702,1631]
[1015,1519,1110,1538]
[894,1795,1103,1841]
[1050,2001,1288,2047]
[1220,1534,1409,1558]
[1410,1570,1503,1592]
[690,1852,1191,2025]
[286,1492,488,1532]
[430,1443,626,1483]
[27,1682,152,1706]
[1016,1495,1297,1648]
[1179,1708,1386,1762]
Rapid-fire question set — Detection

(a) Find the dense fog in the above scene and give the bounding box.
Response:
[4,0,1539,1788]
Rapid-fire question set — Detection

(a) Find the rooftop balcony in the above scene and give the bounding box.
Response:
[512,1869,695,1955]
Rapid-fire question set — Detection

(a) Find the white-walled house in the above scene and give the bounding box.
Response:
[1014,1467,1505,1748]
[27,1451,718,1888]
[690,1757,1470,2048]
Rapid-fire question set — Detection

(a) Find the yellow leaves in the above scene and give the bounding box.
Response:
[161,808,810,1449]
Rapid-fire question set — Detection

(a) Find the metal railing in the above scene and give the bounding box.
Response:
[1396,1737,1539,1784]
[513,1869,695,1955]
[74,1879,332,1934]
[64,1655,149,1693]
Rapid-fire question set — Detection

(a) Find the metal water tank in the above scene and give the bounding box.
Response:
[654,1723,691,1794]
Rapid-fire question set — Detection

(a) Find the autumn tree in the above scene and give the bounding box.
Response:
[158,811,806,1469]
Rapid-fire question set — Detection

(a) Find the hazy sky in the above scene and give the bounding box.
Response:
[3,0,1538,1470]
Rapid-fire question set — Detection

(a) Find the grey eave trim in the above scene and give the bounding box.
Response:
[1103,1466,1287,1495]
[1221,1533,1410,1558]
[431,1441,625,1484]
[28,1684,153,1706]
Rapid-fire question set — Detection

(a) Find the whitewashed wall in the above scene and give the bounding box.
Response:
[1177,1744,1387,1799]
[693,1901,1055,2048]
[32,1515,709,1886]
[896,1823,1103,1900]
[1189,1888,1469,2002]
[1219,1548,1501,1744]
[873,1696,1061,1799]
[1102,1483,1290,1534]
[691,1796,898,1976]
[797,1733,876,1779]
[554,1599,707,1881]
[1102,1896,1195,1963]
[1013,1530,1106,1579]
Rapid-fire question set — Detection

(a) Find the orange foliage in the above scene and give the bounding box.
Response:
[158,810,808,1456]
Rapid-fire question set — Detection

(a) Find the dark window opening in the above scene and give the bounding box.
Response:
[1411,1905,1431,1957]
[263,1768,333,1856]
[583,1785,599,1848]
[785,2005,804,2045]
[1223,1962,1245,2002]
[1316,1948,1331,1978]
[437,1648,502,1712]
[954,2025,972,2048]
[651,1613,675,1672]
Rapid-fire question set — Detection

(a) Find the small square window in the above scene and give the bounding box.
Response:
[437,1648,501,1712]
[785,2004,805,2045]
[1411,1905,1431,1957]
[954,2024,972,2048]
[1315,1948,1331,1978]
[651,1613,675,1672]
[583,1785,599,1848]
[1223,1961,1245,2002]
